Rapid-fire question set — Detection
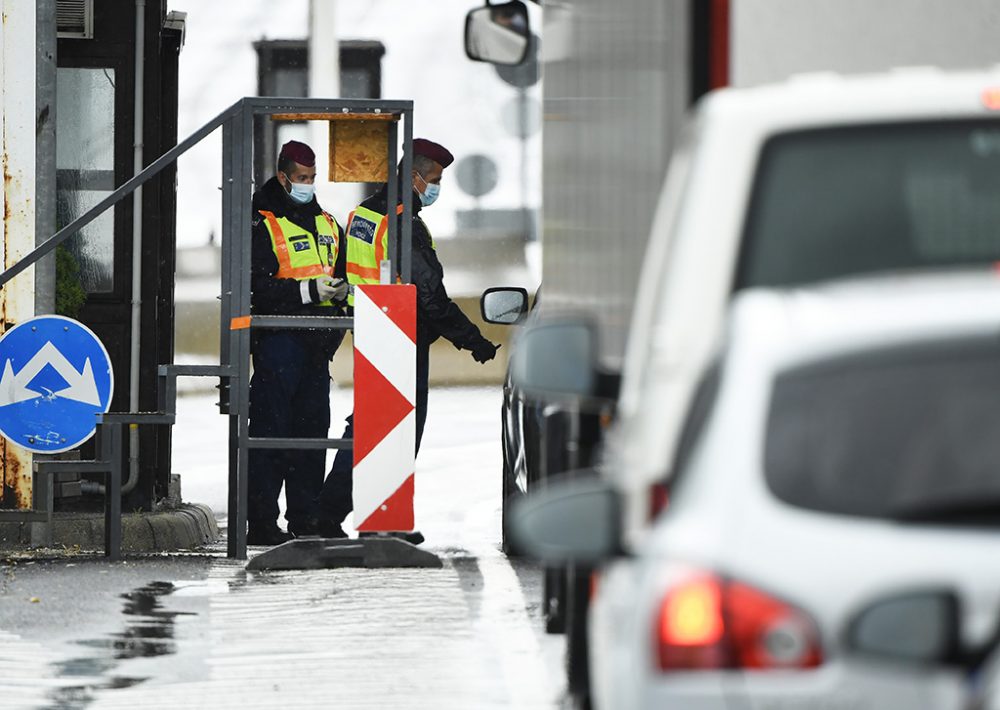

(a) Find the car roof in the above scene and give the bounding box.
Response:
[701,66,1000,132]
[725,269,1000,368]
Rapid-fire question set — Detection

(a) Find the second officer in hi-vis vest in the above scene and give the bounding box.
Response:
[248,140,348,546]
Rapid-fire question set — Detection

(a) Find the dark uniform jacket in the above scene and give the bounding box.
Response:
[359,185,488,352]
[250,176,347,354]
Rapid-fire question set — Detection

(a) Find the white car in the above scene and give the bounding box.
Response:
[612,67,1000,546]
[516,273,1000,709]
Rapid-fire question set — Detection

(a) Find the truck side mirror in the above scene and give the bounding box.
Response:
[510,318,599,399]
[481,287,529,325]
[464,0,531,66]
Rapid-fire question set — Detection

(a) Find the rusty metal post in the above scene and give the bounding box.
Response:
[0,0,38,510]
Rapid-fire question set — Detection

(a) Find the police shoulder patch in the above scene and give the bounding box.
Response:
[348,216,378,245]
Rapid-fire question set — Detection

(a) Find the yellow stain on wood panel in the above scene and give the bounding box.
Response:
[329,120,389,183]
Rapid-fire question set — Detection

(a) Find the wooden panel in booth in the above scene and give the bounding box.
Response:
[329,119,390,183]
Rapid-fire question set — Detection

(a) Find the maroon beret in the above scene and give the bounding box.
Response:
[278,140,316,168]
[413,138,454,169]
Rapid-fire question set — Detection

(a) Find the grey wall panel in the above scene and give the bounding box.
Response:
[541,0,690,369]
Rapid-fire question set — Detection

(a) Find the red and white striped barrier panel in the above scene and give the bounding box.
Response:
[352,284,417,532]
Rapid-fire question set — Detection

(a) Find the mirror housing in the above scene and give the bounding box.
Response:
[508,473,623,564]
[464,1,531,66]
[846,589,961,665]
[481,287,529,325]
[510,318,599,399]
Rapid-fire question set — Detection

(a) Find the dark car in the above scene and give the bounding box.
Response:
[481,286,604,703]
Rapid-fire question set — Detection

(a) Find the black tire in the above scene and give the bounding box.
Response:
[500,416,523,557]
[565,564,592,705]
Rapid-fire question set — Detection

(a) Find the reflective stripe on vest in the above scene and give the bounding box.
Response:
[259,210,340,281]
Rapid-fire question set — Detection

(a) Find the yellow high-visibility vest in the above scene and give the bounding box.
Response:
[344,202,434,306]
[258,210,340,305]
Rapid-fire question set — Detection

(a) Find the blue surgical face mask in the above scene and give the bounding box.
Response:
[416,174,440,207]
[283,173,315,204]
[419,182,440,206]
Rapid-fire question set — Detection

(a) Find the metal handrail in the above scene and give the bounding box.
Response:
[0,95,414,289]
[0,101,243,289]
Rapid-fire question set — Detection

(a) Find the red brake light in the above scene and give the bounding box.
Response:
[661,577,724,646]
[656,574,823,671]
[983,88,1000,111]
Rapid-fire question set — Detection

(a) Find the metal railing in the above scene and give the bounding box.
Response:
[0,96,415,560]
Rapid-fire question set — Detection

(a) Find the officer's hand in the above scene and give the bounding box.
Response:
[471,339,500,364]
[315,277,348,303]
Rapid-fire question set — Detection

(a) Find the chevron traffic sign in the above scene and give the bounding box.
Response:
[352,284,417,532]
[0,315,114,453]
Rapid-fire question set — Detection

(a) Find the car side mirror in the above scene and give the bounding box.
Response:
[508,473,623,564]
[510,318,599,399]
[846,590,961,665]
[464,0,531,66]
[481,287,529,325]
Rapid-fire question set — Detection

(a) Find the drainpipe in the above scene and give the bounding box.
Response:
[124,0,146,494]
[35,0,56,317]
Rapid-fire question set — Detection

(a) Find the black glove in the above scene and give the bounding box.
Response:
[470,339,500,364]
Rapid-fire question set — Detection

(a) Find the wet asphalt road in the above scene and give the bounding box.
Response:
[0,387,569,708]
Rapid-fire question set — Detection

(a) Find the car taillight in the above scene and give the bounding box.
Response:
[983,87,1000,110]
[656,574,823,671]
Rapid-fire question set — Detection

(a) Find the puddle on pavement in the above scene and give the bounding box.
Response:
[46,580,195,708]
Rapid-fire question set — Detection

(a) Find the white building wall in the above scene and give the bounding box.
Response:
[0,0,37,506]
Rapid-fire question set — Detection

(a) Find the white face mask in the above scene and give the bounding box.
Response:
[282,173,315,204]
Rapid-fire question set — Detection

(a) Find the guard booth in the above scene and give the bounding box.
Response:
[0,0,184,516]
[0,97,421,562]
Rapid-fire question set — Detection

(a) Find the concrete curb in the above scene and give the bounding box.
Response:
[0,503,220,553]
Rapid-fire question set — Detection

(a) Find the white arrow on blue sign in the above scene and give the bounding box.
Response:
[0,315,114,453]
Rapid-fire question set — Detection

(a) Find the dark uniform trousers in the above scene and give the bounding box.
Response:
[248,330,336,528]
[318,339,430,525]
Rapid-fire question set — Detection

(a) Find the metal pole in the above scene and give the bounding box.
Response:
[34,0,57,316]
[222,115,241,559]
[31,0,57,547]
[220,119,234,413]
[232,103,254,560]
[400,111,413,283]
[384,123,398,283]
[125,0,147,496]
[103,423,123,561]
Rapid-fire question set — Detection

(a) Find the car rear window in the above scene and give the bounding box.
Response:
[764,338,1000,520]
[737,120,1000,289]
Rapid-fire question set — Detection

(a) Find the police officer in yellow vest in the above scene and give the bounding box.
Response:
[248,140,348,546]
[316,138,499,542]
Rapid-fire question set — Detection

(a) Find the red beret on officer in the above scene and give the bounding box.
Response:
[413,138,454,168]
[279,140,316,168]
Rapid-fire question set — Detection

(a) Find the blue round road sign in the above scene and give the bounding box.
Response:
[0,315,114,454]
